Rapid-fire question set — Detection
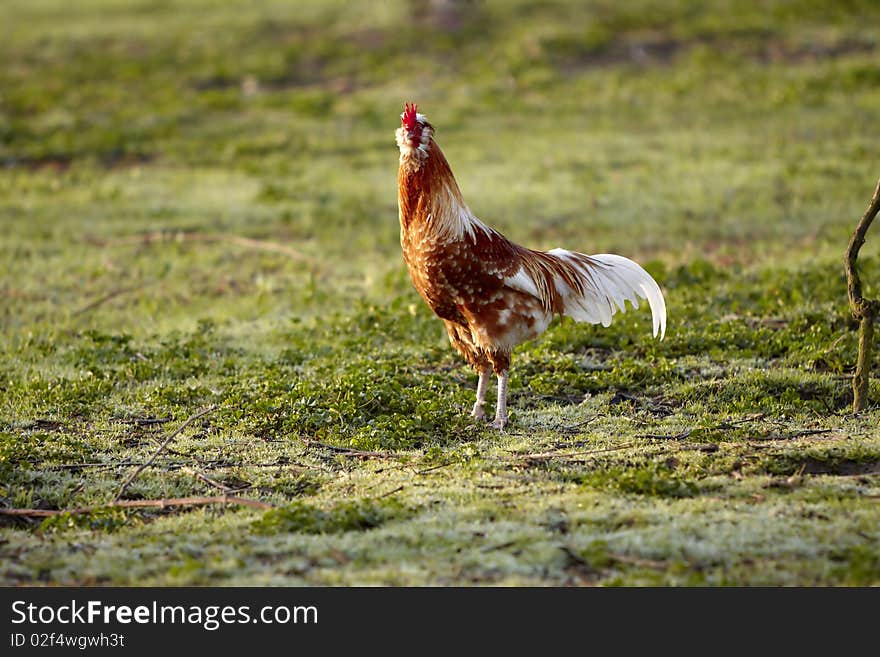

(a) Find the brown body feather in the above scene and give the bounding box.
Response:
[395,107,666,428]
[398,137,562,375]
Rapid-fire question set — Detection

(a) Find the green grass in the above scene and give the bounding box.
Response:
[1,0,879,585]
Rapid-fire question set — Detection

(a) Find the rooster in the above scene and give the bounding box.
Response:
[396,103,666,429]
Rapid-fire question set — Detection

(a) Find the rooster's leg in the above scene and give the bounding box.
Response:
[491,370,509,430]
[471,369,490,421]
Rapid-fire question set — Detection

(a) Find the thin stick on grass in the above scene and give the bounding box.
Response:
[508,441,638,462]
[111,416,173,426]
[181,466,249,494]
[45,461,144,472]
[377,485,405,499]
[43,458,322,472]
[0,495,274,518]
[844,178,880,412]
[558,415,601,433]
[298,437,401,460]
[638,429,694,441]
[114,405,218,502]
[72,280,157,316]
[607,552,668,570]
[509,441,712,464]
[415,462,454,475]
[88,231,317,266]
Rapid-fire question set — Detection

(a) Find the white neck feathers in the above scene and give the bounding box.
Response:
[397,128,490,243]
[428,182,488,243]
[396,125,432,172]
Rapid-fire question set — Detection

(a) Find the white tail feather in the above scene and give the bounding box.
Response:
[546,249,667,340]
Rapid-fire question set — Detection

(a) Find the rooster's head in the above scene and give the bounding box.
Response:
[397,102,433,165]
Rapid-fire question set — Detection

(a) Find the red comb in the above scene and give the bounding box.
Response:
[402,102,419,131]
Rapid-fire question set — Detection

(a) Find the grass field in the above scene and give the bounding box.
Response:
[2,0,879,585]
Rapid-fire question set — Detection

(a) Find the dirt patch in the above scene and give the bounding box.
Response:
[801,458,880,476]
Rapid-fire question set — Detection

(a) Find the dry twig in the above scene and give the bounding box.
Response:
[639,429,694,441]
[377,485,405,499]
[508,441,638,462]
[73,281,157,316]
[0,495,274,518]
[844,178,880,411]
[181,466,249,494]
[415,462,454,475]
[88,231,317,266]
[607,552,668,570]
[509,440,713,464]
[558,415,601,433]
[111,416,172,426]
[298,437,401,460]
[114,405,219,502]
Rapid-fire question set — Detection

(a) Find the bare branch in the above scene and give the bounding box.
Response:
[181,466,249,494]
[114,405,219,502]
[298,437,402,460]
[844,178,880,411]
[73,280,157,316]
[377,485,405,499]
[87,231,317,266]
[0,495,274,518]
[507,441,638,462]
[845,179,880,308]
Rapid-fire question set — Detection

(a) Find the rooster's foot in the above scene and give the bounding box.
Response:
[471,404,487,421]
[490,416,508,431]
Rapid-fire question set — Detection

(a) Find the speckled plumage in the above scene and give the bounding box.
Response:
[396,105,667,428]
